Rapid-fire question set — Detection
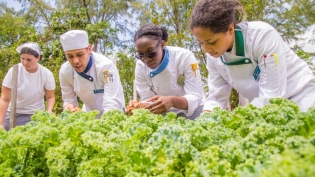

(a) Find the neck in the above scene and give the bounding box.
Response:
[160,49,165,64]
[226,34,235,52]
[25,64,38,73]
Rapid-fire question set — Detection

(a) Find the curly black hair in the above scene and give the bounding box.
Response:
[134,24,169,42]
[20,47,42,60]
[190,0,246,33]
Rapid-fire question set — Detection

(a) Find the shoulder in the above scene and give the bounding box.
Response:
[38,64,53,74]
[166,46,194,56]
[36,64,55,81]
[166,46,196,64]
[135,60,148,74]
[239,21,276,32]
[92,52,115,67]
[167,46,197,69]
[59,61,73,74]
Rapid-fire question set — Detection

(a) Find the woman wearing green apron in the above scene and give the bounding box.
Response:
[190,0,315,112]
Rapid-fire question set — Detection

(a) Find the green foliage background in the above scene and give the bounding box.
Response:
[0,0,314,113]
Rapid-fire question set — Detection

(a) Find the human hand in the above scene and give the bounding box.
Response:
[64,104,80,113]
[126,100,138,115]
[126,100,151,115]
[146,95,173,114]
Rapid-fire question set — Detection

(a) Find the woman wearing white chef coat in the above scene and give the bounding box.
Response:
[130,24,204,120]
[59,30,125,116]
[190,0,315,112]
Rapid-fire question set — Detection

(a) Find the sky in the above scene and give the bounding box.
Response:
[2,0,315,53]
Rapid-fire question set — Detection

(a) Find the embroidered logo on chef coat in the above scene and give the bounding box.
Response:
[103,70,113,84]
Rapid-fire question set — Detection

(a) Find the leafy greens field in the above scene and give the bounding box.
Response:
[0,98,314,177]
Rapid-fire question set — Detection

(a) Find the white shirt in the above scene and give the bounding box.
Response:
[204,21,315,111]
[59,52,125,115]
[2,63,56,114]
[136,46,204,116]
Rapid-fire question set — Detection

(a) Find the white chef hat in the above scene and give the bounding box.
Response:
[60,30,89,51]
[16,42,42,55]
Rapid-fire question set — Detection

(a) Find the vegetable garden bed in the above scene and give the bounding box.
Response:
[0,98,314,176]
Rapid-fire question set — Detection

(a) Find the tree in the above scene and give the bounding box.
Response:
[0,2,40,85]
[240,0,315,43]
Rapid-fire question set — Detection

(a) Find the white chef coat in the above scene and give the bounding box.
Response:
[204,21,315,112]
[59,52,125,115]
[135,46,204,116]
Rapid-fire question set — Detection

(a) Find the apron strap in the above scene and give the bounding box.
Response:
[235,25,245,57]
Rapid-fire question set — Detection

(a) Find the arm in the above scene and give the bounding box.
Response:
[0,86,11,130]
[203,55,232,112]
[102,62,125,113]
[44,69,56,113]
[179,51,204,116]
[45,89,55,113]
[135,61,156,101]
[250,25,287,107]
[146,50,204,115]
[59,67,79,110]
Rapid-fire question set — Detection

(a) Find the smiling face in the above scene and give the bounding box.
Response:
[20,53,40,73]
[64,45,92,72]
[192,24,235,58]
[135,37,164,69]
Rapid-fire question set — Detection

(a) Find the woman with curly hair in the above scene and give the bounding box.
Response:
[190,0,315,112]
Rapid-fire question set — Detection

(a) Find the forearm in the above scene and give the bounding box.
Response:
[46,97,55,113]
[0,99,10,125]
[170,96,188,110]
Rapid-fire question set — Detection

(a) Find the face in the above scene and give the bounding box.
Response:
[20,53,40,72]
[135,37,164,69]
[192,24,235,58]
[65,45,92,72]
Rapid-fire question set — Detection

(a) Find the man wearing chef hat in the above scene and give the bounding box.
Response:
[59,30,125,116]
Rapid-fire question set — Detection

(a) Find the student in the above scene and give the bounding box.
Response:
[129,24,204,120]
[59,30,125,116]
[190,0,315,112]
[0,42,56,130]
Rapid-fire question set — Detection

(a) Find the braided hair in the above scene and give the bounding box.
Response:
[190,0,246,33]
[134,24,169,42]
